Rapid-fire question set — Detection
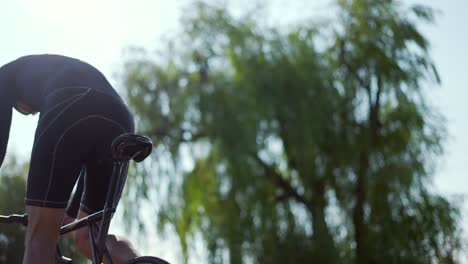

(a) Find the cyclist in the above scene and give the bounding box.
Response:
[0,54,141,264]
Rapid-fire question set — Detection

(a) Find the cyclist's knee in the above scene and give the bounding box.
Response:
[25,206,64,243]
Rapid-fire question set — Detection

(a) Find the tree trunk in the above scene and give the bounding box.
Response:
[353,84,380,264]
[311,183,338,264]
[353,152,369,264]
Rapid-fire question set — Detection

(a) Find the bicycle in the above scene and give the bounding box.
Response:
[0,133,170,264]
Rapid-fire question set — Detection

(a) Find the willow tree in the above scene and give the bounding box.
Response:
[120,1,463,263]
[328,0,462,262]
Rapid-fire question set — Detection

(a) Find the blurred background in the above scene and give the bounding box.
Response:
[0,0,467,263]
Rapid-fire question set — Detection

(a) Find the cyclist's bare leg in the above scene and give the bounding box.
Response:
[23,206,65,264]
[74,210,140,264]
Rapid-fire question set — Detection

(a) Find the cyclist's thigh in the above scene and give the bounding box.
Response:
[80,156,129,213]
[79,91,134,214]
[26,88,91,208]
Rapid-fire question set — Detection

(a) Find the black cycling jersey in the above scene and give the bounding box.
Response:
[0,54,123,167]
[0,54,134,213]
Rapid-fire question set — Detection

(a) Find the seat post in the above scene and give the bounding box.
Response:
[95,159,125,262]
[104,160,126,210]
[91,133,152,262]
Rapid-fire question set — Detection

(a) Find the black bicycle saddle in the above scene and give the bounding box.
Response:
[111,133,153,162]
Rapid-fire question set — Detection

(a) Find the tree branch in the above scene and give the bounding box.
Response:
[251,153,313,212]
[370,76,383,137]
[338,39,371,93]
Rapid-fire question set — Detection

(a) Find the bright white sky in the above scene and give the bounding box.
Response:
[0,0,467,263]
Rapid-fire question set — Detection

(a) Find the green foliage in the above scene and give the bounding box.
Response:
[120,0,464,263]
[0,158,87,264]
[0,158,27,264]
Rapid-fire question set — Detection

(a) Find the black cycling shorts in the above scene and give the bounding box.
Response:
[25,87,135,214]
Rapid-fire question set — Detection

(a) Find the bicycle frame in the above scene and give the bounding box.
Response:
[0,160,128,264]
[60,160,127,263]
[0,133,154,264]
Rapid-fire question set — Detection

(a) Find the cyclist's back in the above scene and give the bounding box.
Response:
[1,54,121,111]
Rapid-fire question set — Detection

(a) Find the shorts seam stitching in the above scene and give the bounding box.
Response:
[25,198,68,205]
[32,88,91,152]
[38,92,86,125]
[43,86,92,99]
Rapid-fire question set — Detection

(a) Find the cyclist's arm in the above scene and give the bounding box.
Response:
[0,95,12,169]
[0,62,16,169]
